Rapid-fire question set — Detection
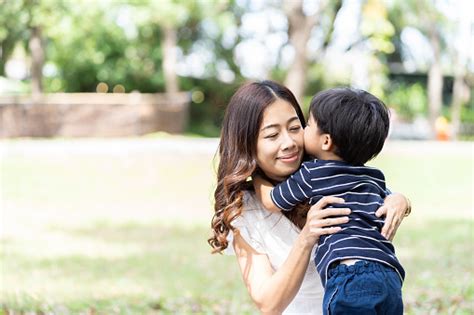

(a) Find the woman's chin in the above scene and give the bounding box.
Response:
[275,161,300,177]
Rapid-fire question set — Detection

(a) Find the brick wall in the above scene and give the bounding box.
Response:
[0,92,190,137]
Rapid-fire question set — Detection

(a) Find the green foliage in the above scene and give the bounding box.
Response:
[182,77,243,137]
[385,82,427,121]
[460,105,474,123]
[45,3,166,93]
[361,0,395,54]
[0,1,32,76]
[0,0,68,76]
[0,0,463,135]
[1,0,241,95]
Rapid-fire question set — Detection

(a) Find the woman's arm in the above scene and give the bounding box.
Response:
[233,197,350,314]
[376,192,411,241]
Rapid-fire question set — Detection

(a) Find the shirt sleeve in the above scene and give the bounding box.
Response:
[225,214,266,255]
[270,163,313,211]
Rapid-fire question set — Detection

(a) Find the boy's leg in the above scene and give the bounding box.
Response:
[382,267,404,315]
[323,261,403,315]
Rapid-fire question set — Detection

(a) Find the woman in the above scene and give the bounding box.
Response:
[208,80,410,314]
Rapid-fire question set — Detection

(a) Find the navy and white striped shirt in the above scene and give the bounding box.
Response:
[271,159,405,287]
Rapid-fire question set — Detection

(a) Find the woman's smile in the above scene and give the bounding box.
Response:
[277,151,300,163]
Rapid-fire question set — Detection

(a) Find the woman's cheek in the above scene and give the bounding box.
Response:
[256,139,278,171]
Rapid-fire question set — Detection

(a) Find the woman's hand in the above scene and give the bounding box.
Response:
[300,196,351,249]
[376,193,411,241]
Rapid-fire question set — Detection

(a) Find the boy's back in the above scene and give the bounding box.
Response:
[271,158,405,287]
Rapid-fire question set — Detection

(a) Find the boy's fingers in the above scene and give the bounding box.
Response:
[381,209,395,240]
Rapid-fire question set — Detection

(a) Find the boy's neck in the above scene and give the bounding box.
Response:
[315,151,343,162]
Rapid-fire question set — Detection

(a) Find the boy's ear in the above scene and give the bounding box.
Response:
[321,134,333,151]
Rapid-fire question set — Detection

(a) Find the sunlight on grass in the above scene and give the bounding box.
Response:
[2,223,254,314]
[1,139,473,314]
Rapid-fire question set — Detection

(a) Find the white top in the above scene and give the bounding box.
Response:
[226,190,324,315]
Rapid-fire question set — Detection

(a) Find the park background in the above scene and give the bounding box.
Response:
[0,0,473,314]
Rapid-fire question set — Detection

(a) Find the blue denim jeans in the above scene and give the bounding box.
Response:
[323,260,403,315]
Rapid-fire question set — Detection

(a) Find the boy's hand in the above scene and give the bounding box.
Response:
[376,193,410,241]
[253,175,281,212]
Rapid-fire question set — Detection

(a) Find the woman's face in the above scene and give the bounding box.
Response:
[256,98,304,182]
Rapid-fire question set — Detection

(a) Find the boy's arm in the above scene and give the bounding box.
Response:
[271,163,313,211]
[270,164,314,211]
[253,176,281,212]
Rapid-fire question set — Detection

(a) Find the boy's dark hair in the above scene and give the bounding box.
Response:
[309,87,390,166]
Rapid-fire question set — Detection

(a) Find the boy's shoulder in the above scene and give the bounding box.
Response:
[301,159,385,177]
[301,159,346,169]
[299,160,346,178]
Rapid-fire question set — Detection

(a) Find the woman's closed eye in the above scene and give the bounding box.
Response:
[290,125,301,132]
[264,133,278,139]
[265,126,300,139]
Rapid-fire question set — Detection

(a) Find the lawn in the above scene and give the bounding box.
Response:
[1,138,473,314]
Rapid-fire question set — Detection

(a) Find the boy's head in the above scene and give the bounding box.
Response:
[305,87,390,166]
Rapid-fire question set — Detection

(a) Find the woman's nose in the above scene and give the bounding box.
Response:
[281,131,296,151]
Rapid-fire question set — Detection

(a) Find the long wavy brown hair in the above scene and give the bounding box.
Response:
[208,80,309,253]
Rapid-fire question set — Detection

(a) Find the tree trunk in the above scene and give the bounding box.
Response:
[162,25,179,94]
[29,26,44,96]
[283,0,321,103]
[427,28,443,137]
[0,41,7,77]
[450,65,469,140]
[284,35,310,104]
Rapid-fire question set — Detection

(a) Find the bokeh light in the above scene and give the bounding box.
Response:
[113,84,125,93]
[191,90,205,103]
[96,82,109,93]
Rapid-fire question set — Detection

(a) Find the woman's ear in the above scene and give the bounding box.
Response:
[321,134,334,151]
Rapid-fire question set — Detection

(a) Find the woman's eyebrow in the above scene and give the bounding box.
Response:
[288,116,300,124]
[261,124,279,131]
[261,116,299,131]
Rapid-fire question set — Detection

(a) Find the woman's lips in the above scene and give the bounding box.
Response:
[278,152,299,163]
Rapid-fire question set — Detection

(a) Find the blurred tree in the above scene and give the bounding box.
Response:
[386,82,427,121]
[176,1,245,135]
[358,0,395,98]
[128,0,244,135]
[282,0,342,102]
[450,57,470,140]
[0,0,66,94]
[388,0,447,136]
[46,3,136,92]
[131,0,235,94]
[0,0,26,76]
[446,4,471,140]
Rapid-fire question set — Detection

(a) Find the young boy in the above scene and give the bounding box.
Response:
[255,88,405,314]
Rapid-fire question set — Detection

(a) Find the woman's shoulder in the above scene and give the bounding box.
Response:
[225,190,273,255]
[227,190,299,256]
[234,190,299,233]
[232,190,272,225]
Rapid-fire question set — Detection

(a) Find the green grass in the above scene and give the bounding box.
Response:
[1,223,253,314]
[1,139,473,314]
[1,221,472,314]
[369,153,473,218]
[395,220,474,314]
